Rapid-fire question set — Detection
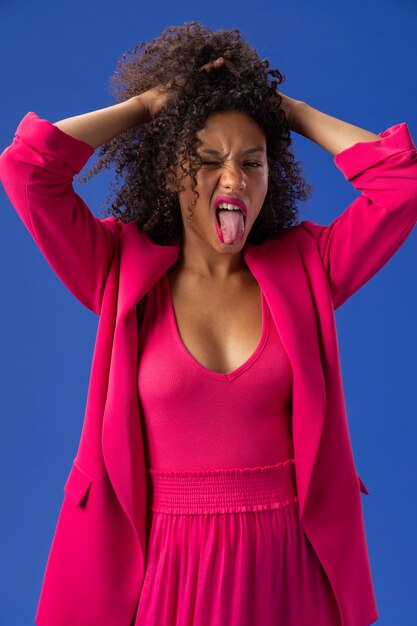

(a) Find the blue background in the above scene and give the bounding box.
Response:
[0,0,416,624]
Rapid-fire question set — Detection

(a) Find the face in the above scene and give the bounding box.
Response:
[173,110,269,251]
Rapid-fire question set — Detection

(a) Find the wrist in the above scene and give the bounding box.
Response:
[287,99,306,132]
[128,94,152,126]
[277,93,304,131]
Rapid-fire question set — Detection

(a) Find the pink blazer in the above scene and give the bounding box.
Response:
[1,111,416,626]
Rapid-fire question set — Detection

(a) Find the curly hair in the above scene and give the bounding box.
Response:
[76,21,314,246]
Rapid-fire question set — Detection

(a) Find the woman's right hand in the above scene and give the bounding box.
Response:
[138,54,234,122]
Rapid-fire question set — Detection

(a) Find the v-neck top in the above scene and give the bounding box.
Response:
[137,271,294,472]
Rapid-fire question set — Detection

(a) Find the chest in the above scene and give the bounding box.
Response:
[138,268,264,375]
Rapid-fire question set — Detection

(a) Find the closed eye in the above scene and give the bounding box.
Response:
[201,161,262,167]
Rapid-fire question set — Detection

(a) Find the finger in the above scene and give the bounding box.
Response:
[210,53,238,75]
[168,74,186,89]
[200,57,225,72]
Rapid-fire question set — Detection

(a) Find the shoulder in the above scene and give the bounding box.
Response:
[264,220,325,247]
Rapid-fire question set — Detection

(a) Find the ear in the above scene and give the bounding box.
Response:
[165,175,177,193]
[165,158,186,193]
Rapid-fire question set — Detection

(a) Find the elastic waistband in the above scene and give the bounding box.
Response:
[145,458,298,514]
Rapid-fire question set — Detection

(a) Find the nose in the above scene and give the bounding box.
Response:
[219,162,246,193]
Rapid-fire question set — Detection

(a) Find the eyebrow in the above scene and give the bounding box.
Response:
[198,147,265,156]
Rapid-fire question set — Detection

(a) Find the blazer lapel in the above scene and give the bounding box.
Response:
[243,235,326,520]
[101,223,181,560]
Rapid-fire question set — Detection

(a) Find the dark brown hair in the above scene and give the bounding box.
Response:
[76,21,313,245]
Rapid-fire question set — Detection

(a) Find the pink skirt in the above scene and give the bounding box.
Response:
[133,458,341,625]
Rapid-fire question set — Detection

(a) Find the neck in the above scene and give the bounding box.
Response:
[175,236,249,281]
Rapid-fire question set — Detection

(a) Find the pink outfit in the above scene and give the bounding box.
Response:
[1,110,416,626]
[137,271,294,471]
[137,460,340,625]
[134,271,341,624]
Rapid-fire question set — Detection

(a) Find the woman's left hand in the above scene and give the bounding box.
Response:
[274,92,302,130]
[206,56,301,132]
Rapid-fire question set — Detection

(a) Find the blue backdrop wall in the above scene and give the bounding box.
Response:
[0,1,416,624]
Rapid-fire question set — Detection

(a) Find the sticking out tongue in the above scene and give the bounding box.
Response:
[217,209,245,245]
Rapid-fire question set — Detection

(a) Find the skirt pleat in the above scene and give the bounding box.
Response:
[134,459,341,626]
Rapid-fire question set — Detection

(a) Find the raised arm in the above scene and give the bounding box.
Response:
[0,58,234,315]
[281,96,417,309]
[281,95,383,154]
[0,96,151,314]
[51,95,151,150]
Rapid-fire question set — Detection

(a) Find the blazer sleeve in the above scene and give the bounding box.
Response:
[0,111,119,315]
[300,122,417,310]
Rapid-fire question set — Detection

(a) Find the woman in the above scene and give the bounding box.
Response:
[1,21,416,626]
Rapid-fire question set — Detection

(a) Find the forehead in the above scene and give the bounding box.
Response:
[195,111,266,150]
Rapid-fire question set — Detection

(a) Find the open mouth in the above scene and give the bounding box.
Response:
[215,206,246,226]
[214,203,247,244]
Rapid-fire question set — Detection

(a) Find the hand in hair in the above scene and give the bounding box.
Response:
[275,92,300,130]
[139,54,235,122]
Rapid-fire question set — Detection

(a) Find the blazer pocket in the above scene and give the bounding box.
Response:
[64,460,93,507]
[358,474,370,496]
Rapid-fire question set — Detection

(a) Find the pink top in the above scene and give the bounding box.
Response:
[137,271,294,472]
